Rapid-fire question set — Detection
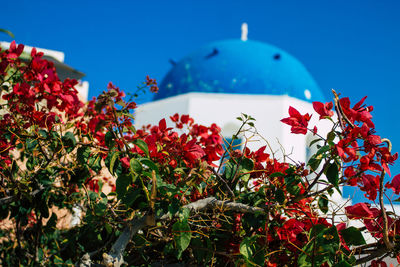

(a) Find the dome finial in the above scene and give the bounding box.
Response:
[241,23,248,41]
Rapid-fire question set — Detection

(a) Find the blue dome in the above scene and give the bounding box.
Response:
[155,39,324,102]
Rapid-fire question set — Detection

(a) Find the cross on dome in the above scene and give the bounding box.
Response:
[241,23,248,41]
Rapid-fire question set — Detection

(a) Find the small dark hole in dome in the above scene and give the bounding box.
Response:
[273,53,281,60]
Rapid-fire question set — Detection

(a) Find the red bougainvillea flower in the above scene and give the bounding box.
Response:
[359,174,380,200]
[371,260,388,267]
[281,106,311,135]
[7,41,24,59]
[121,157,130,169]
[183,139,206,163]
[335,138,358,162]
[146,75,159,93]
[385,174,400,194]
[379,147,398,177]
[340,96,375,128]
[313,101,334,119]
[345,203,379,219]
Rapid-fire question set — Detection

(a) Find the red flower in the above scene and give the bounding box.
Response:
[371,260,387,267]
[385,174,400,194]
[360,174,380,200]
[313,101,334,119]
[183,139,206,163]
[379,147,398,177]
[345,203,379,219]
[281,106,311,135]
[121,157,130,169]
[7,41,24,59]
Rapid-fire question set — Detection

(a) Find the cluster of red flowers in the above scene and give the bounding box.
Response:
[279,96,400,264]
[134,114,223,170]
[145,75,159,93]
[0,41,83,170]
[335,97,398,200]
[282,96,399,201]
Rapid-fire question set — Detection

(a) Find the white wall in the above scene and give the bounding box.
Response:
[135,92,332,163]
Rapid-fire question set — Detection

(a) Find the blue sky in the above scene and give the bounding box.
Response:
[3,0,400,201]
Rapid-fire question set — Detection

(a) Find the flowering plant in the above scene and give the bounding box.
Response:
[0,41,399,266]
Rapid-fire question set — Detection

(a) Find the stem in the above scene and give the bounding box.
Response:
[210,167,235,199]
[379,138,394,251]
[332,89,355,129]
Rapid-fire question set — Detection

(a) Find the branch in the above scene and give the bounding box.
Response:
[159,197,264,221]
[101,197,265,266]
[210,168,235,199]
[332,89,355,129]
[0,185,45,205]
[102,216,148,267]
[355,247,387,265]
[379,138,395,251]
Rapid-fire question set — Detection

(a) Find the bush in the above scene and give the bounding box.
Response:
[0,41,399,266]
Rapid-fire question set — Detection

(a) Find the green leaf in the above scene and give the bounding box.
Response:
[327,131,336,143]
[326,162,339,187]
[239,158,254,183]
[318,194,329,214]
[317,226,340,254]
[172,220,192,258]
[26,138,38,152]
[44,213,57,232]
[270,172,285,178]
[116,173,133,199]
[275,189,285,204]
[224,157,253,183]
[0,28,15,38]
[309,138,323,148]
[38,129,48,139]
[300,225,339,266]
[316,145,330,156]
[191,238,212,264]
[340,227,366,246]
[77,146,91,165]
[284,175,301,196]
[105,131,115,148]
[307,156,322,171]
[122,187,141,206]
[109,151,121,174]
[133,139,149,157]
[224,160,237,180]
[139,158,158,174]
[88,155,102,173]
[104,223,112,234]
[26,156,36,171]
[178,208,190,221]
[94,197,108,216]
[130,158,142,174]
[62,132,77,148]
[239,236,256,259]
[39,197,50,219]
[310,224,328,238]
[167,199,180,219]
